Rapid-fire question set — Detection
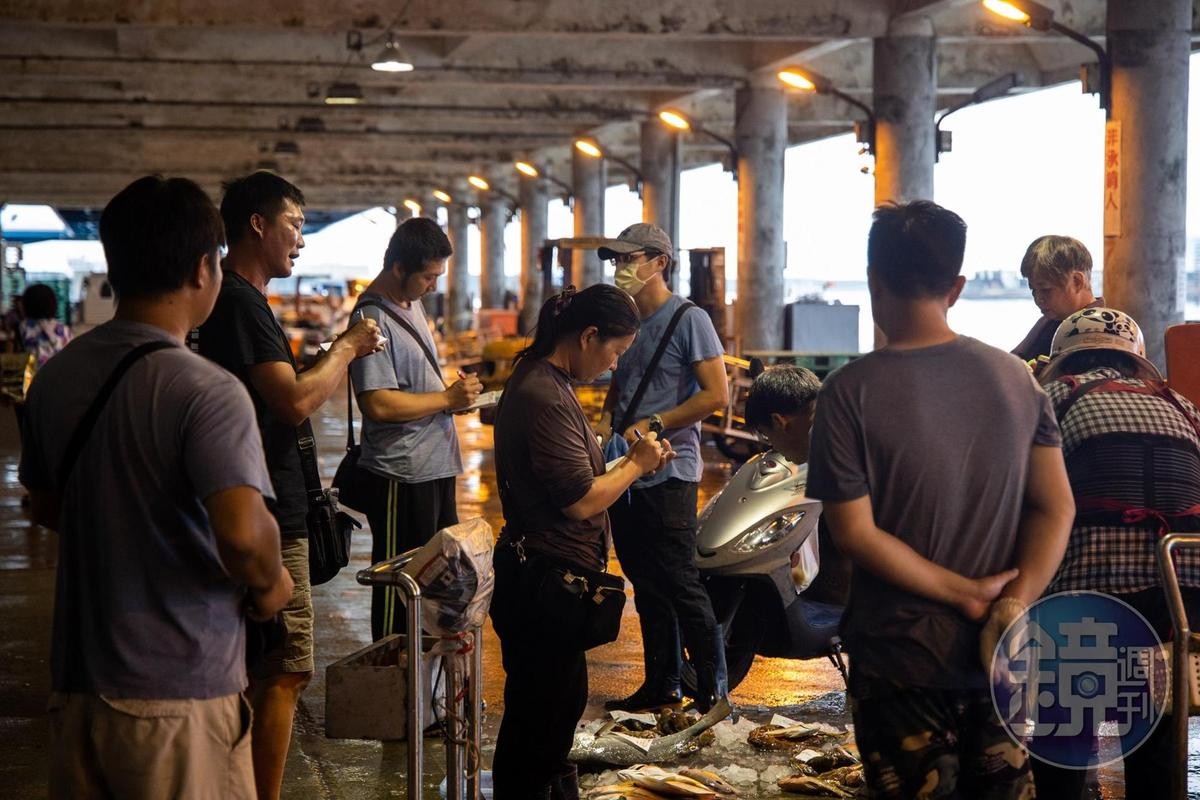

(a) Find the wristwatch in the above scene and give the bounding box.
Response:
[648,414,665,435]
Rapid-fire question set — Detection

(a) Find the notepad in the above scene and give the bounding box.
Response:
[464,389,502,412]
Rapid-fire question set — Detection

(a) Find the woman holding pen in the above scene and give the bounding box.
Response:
[489,284,674,799]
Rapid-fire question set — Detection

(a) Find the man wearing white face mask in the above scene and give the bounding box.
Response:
[596,223,731,714]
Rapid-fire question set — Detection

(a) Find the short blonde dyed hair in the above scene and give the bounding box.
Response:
[1019,235,1093,287]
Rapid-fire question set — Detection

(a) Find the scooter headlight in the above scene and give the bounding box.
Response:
[731,510,806,552]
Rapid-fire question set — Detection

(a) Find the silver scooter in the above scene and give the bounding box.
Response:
[680,450,848,695]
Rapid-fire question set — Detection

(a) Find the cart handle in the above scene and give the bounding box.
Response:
[356,547,424,592]
[1155,533,1200,800]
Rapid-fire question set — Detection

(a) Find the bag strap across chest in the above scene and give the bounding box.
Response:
[617,300,696,434]
[58,340,176,488]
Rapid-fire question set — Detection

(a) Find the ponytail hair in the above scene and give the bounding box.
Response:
[517,284,640,363]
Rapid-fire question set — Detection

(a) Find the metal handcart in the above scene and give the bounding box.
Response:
[1156,533,1200,800]
[357,549,485,800]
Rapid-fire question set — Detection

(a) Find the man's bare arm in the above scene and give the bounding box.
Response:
[623,356,728,441]
[205,486,293,620]
[246,319,384,427]
[999,444,1075,605]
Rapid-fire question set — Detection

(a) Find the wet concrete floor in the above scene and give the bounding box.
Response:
[0,387,1190,797]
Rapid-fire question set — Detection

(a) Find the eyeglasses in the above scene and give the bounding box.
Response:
[753,427,773,444]
[610,250,647,266]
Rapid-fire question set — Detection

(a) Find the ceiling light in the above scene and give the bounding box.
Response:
[432,189,452,204]
[777,66,876,155]
[403,199,422,215]
[657,109,738,175]
[514,161,540,178]
[777,69,818,92]
[982,0,1032,23]
[468,175,490,191]
[324,82,364,105]
[658,109,691,131]
[982,0,1056,30]
[371,33,414,72]
[981,0,1107,112]
[574,138,604,158]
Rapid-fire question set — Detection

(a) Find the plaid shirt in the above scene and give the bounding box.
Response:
[1045,368,1200,594]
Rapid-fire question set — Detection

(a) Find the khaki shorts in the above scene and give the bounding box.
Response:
[48,691,254,800]
[252,536,315,678]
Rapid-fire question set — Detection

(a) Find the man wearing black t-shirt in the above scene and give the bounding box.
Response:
[196,172,383,800]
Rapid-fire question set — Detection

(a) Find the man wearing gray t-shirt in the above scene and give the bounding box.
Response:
[806,201,1075,799]
[350,217,482,640]
[19,176,291,799]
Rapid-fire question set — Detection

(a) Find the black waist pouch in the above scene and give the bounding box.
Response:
[521,549,626,651]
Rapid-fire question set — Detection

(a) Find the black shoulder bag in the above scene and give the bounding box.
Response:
[331,299,444,514]
[296,421,361,585]
[615,300,696,435]
[56,339,175,690]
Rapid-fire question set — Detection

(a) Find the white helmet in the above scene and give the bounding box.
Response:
[1043,307,1162,382]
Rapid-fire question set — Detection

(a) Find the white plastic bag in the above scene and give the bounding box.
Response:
[401,518,495,636]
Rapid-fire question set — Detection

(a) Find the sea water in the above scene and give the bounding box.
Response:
[818,287,1200,355]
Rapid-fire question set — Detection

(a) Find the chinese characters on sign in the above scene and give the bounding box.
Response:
[990,591,1166,770]
[1104,120,1121,237]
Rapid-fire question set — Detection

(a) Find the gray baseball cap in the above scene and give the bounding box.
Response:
[597,222,674,261]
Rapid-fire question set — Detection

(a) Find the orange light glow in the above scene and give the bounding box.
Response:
[658,109,691,131]
[574,138,604,158]
[777,69,818,91]
[982,0,1031,23]
[514,161,539,178]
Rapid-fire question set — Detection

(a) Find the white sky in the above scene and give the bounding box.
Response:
[12,57,1200,287]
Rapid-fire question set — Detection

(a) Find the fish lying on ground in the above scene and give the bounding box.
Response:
[747,725,795,751]
[776,775,855,797]
[569,698,733,767]
[792,744,859,773]
[817,765,864,789]
[617,765,720,796]
[748,722,848,750]
[677,768,737,796]
[590,784,665,800]
[779,745,865,796]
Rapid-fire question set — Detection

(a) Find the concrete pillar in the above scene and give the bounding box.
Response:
[445,195,472,332]
[734,85,787,353]
[572,146,605,288]
[479,197,507,310]
[1104,0,1190,370]
[641,120,681,289]
[872,18,936,205]
[519,178,548,334]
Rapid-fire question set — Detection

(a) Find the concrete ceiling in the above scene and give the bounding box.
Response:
[0,0,1186,210]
